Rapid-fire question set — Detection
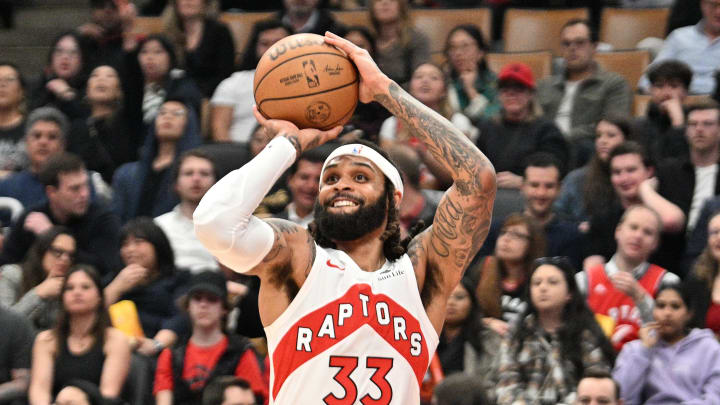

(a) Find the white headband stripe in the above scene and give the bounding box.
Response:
[320,144,404,198]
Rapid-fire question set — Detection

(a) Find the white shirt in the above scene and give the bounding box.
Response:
[555,80,581,136]
[285,202,314,228]
[155,205,219,273]
[688,163,719,231]
[210,70,257,143]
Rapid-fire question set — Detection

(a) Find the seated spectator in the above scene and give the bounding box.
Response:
[154,271,267,405]
[432,374,490,405]
[155,150,219,273]
[276,0,345,36]
[29,265,130,405]
[613,284,720,404]
[640,0,720,95]
[633,60,693,162]
[28,32,91,121]
[53,380,105,405]
[465,213,546,336]
[112,98,203,223]
[0,227,75,331]
[160,0,234,97]
[104,218,191,356]
[0,62,27,175]
[475,63,568,190]
[0,306,33,404]
[76,0,134,69]
[0,153,122,276]
[444,24,500,122]
[555,117,631,226]
[495,257,615,405]
[210,19,292,143]
[369,0,429,86]
[685,210,720,336]
[574,370,623,405]
[537,19,631,168]
[202,377,257,405]
[69,65,138,183]
[578,205,680,351]
[123,34,203,139]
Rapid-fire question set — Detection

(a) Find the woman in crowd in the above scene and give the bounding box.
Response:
[369,0,430,86]
[0,62,27,174]
[104,218,190,356]
[555,116,631,227]
[161,0,234,97]
[210,19,292,143]
[444,24,500,122]
[112,98,202,222]
[28,32,90,121]
[467,213,546,337]
[613,284,720,404]
[496,257,615,405]
[29,265,130,405]
[0,227,75,331]
[687,210,720,336]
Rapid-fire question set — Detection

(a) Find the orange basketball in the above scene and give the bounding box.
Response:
[254,33,359,130]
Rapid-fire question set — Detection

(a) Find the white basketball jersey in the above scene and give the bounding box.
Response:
[264,244,439,405]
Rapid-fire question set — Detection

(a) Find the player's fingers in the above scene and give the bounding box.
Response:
[320,126,343,142]
[324,31,359,54]
[253,105,268,125]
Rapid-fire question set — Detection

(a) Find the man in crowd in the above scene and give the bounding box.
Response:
[202,377,257,405]
[277,0,345,35]
[575,370,624,405]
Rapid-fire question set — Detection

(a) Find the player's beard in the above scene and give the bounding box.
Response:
[313,191,388,241]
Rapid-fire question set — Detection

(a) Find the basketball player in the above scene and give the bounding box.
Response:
[194,32,497,405]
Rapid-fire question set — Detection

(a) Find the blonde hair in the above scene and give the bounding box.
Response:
[394,63,453,142]
[161,0,220,66]
[369,0,412,48]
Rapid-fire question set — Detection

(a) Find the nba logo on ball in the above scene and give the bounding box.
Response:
[254,33,359,130]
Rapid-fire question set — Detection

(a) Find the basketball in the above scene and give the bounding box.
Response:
[254,33,359,130]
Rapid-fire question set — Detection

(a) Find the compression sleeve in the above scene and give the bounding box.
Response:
[193,136,297,273]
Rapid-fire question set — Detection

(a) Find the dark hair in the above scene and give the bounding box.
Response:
[21,226,75,295]
[386,144,422,189]
[580,369,621,401]
[451,278,488,355]
[693,209,720,286]
[172,149,218,184]
[38,153,86,188]
[647,60,693,89]
[308,140,406,262]
[120,217,175,278]
[0,61,26,90]
[608,141,654,171]
[686,99,720,119]
[89,0,116,9]
[444,24,489,77]
[512,257,615,381]
[345,26,376,58]
[237,19,293,71]
[433,373,489,405]
[561,18,597,43]
[54,264,111,354]
[498,213,547,271]
[137,34,178,75]
[202,376,255,405]
[655,283,694,314]
[287,143,336,177]
[522,152,562,179]
[47,31,90,74]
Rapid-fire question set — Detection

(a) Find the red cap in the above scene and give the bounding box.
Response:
[498,63,535,89]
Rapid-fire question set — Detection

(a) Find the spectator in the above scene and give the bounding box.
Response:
[112,98,203,223]
[28,32,91,121]
[432,374,490,405]
[0,306,33,404]
[633,60,693,162]
[0,227,75,331]
[465,213,546,336]
[685,209,720,335]
[69,65,138,183]
[154,271,267,405]
[574,370,623,405]
[578,205,680,351]
[640,0,720,95]
[495,257,615,405]
[123,34,203,139]
[444,24,500,122]
[211,19,292,143]
[555,117,631,226]
[76,0,135,69]
[28,265,130,405]
[202,377,257,405]
[613,284,720,404]
[369,0,429,86]
[104,218,191,356]
[160,0,235,97]
[276,0,345,36]
[0,153,122,276]
[0,62,27,175]
[155,150,219,273]
[53,380,105,405]
[537,19,631,168]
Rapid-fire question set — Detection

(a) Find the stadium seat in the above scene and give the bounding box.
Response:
[332,9,371,28]
[412,8,492,57]
[129,16,163,36]
[486,51,553,81]
[599,8,670,50]
[633,94,711,117]
[595,49,650,91]
[503,8,589,55]
[220,11,275,59]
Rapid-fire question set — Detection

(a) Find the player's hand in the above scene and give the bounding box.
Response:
[639,322,660,348]
[253,106,342,156]
[324,31,391,104]
[610,271,644,301]
[24,212,53,235]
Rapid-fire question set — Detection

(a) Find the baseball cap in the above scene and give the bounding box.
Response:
[186,271,227,302]
[498,63,535,90]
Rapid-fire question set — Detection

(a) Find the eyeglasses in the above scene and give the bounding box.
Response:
[0,77,18,85]
[561,38,591,48]
[446,42,478,54]
[53,48,80,57]
[498,229,531,240]
[48,246,76,260]
[704,0,720,9]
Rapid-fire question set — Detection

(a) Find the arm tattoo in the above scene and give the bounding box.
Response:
[282,134,303,156]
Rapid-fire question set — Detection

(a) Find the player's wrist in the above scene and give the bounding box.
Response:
[268,135,300,161]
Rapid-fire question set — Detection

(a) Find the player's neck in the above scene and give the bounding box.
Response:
[335,228,387,272]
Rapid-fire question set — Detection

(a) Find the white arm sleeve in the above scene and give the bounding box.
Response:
[193,136,297,273]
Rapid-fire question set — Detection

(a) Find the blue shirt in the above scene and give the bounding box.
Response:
[639,21,720,94]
